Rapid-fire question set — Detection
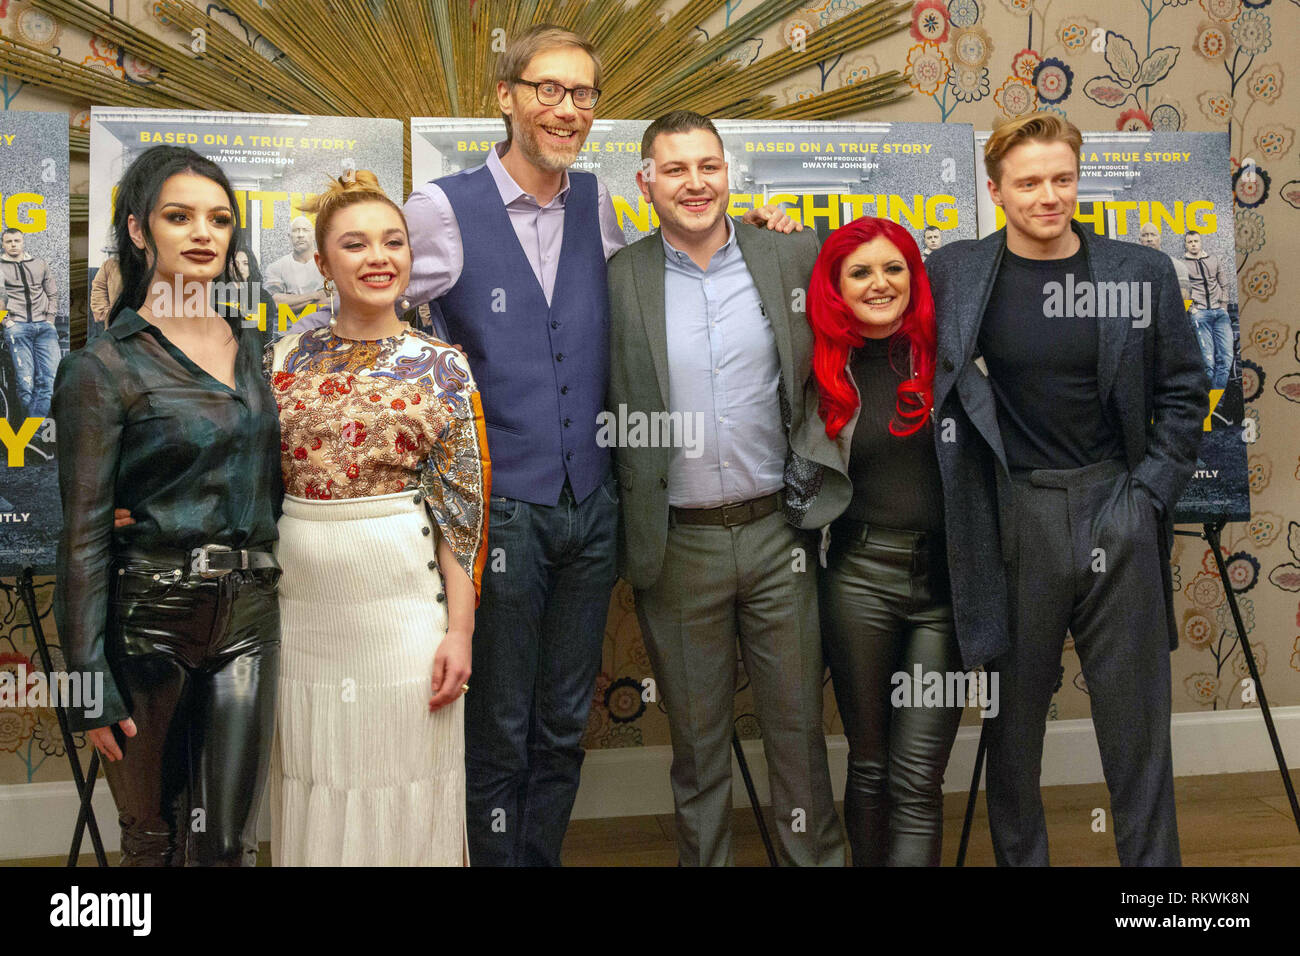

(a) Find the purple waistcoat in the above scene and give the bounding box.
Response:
[435,166,610,505]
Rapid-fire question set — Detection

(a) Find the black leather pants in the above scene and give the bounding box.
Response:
[102,563,280,866]
[819,520,963,866]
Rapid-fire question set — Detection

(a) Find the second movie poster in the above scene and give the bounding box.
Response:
[411,117,978,248]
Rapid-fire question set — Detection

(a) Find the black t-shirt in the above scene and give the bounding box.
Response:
[976,246,1124,471]
[845,333,945,533]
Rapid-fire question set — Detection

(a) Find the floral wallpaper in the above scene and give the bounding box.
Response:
[1,0,1297,787]
[0,580,82,782]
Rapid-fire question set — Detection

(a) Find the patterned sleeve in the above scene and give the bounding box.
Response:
[422,345,491,604]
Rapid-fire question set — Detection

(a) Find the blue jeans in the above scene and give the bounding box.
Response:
[2,320,60,419]
[1192,308,1232,390]
[465,475,618,866]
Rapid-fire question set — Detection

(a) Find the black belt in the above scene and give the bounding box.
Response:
[116,544,279,579]
[671,492,781,528]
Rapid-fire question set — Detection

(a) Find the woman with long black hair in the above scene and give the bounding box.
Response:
[53,144,282,866]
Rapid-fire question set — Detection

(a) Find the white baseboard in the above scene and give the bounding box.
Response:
[4,707,1298,860]
[573,705,1300,818]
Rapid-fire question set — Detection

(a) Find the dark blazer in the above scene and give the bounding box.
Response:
[607,220,842,591]
[925,222,1206,661]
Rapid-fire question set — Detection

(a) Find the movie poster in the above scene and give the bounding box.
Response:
[974,130,1249,524]
[411,118,978,250]
[0,112,70,576]
[88,108,404,339]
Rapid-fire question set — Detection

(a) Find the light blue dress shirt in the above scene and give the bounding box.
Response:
[662,218,786,509]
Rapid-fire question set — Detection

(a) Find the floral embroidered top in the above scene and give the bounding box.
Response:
[265,326,491,599]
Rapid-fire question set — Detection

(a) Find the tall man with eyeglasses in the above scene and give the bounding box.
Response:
[394,23,792,868]
[393,24,619,867]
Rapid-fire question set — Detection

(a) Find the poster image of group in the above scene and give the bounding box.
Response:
[88,108,404,339]
[974,130,1249,525]
[411,118,978,251]
[0,111,70,576]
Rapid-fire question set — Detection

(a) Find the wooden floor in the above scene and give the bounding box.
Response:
[6,770,1297,866]
[559,770,1300,867]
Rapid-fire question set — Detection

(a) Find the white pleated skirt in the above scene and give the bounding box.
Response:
[269,490,465,866]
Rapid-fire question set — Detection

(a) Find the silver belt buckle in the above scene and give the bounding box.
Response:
[190,544,236,578]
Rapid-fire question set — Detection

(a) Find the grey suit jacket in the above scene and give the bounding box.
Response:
[607,220,842,591]
[926,222,1206,662]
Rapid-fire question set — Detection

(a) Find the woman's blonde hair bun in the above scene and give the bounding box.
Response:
[300,168,407,251]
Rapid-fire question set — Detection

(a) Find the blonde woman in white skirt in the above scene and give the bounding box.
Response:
[264,171,489,866]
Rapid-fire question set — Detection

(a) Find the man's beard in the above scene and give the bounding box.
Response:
[514,120,581,173]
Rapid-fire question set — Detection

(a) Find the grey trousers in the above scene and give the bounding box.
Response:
[987,458,1181,866]
[634,509,845,866]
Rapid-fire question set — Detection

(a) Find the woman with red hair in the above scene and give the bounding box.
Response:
[808,216,962,866]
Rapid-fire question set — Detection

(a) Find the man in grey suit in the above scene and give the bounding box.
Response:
[606,111,844,866]
[926,113,1205,866]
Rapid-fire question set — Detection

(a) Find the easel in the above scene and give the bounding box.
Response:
[1196,519,1300,832]
[733,730,778,866]
[1,568,108,866]
[955,519,1300,866]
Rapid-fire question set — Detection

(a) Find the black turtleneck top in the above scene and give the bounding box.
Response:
[844,332,945,534]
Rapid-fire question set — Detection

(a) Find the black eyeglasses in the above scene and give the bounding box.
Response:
[513,78,601,110]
